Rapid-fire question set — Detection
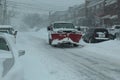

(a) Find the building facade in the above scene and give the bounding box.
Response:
[85,0,120,27]
[85,0,105,27]
[103,0,120,27]
[49,0,120,27]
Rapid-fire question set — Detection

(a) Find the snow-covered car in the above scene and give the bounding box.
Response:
[0,25,17,38]
[47,22,82,47]
[109,25,120,37]
[0,33,25,80]
[83,28,114,43]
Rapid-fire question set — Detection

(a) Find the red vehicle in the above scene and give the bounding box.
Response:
[47,22,82,47]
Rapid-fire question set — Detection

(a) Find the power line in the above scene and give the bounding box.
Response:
[7,1,53,12]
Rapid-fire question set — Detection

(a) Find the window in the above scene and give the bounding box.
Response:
[0,38,9,51]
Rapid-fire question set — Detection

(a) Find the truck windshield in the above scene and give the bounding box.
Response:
[0,28,14,35]
[0,30,8,33]
[54,23,74,29]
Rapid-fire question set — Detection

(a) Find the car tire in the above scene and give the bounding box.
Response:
[49,39,52,45]
[109,34,115,40]
[114,33,117,38]
[83,36,88,43]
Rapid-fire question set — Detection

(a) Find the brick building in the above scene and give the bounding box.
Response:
[85,0,120,27]
[49,0,120,27]
[85,0,105,27]
[103,0,120,27]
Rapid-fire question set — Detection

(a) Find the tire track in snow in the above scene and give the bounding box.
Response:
[24,35,86,80]
[32,38,114,80]
[63,48,120,80]
[46,48,115,80]
[25,34,120,80]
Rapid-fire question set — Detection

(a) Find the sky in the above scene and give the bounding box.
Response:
[10,0,85,14]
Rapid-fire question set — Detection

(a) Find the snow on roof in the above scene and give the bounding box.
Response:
[105,0,117,6]
[87,0,104,8]
[0,25,13,28]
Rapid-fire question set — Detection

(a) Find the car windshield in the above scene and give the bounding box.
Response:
[115,26,120,29]
[53,23,74,29]
[95,29,108,32]
[94,29,108,34]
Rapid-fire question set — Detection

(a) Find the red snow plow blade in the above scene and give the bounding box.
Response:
[51,33,82,45]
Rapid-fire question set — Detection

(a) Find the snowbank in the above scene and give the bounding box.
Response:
[15,27,120,80]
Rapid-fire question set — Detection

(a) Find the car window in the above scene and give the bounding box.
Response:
[94,29,108,34]
[0,38,9,51]
[0,30,8,33]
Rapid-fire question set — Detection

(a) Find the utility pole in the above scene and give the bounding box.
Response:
[117,0,120,24]
[0,0,2,24]
[3,0,7,25]
[85,0,90,27]
[49,11,52,24]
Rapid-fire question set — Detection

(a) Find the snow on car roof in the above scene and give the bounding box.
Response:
[0,25,13,28]
[0,33,15,45]
[52,21,73,24]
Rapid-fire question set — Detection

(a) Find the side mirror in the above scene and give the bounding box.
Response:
[47,26,53,31]
[47,27,50,31]
[14,31,18,38]
[18,50,25,57]
[77,27,81,31]
[14,31,17,36]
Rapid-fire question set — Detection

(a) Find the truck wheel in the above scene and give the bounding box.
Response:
[73,44,79,47]
[115,33,117,38]
[49,39,52,45]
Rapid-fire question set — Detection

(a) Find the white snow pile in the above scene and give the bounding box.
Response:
[82,40,120,61]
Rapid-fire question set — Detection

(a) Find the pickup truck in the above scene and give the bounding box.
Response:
[47,22,82,47]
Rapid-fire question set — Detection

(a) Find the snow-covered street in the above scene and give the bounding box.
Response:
[16,28,120,80]
[1,0,120,80]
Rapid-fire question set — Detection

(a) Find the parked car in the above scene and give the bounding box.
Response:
[0,25,17,38]
[0,33,25,80]
[47,21,82,47]
[83,28,114,43]
[108,25,120,38]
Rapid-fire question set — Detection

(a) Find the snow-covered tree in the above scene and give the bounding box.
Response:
[22,13,43,28]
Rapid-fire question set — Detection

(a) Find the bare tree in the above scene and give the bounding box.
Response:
[22,13,42,28]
